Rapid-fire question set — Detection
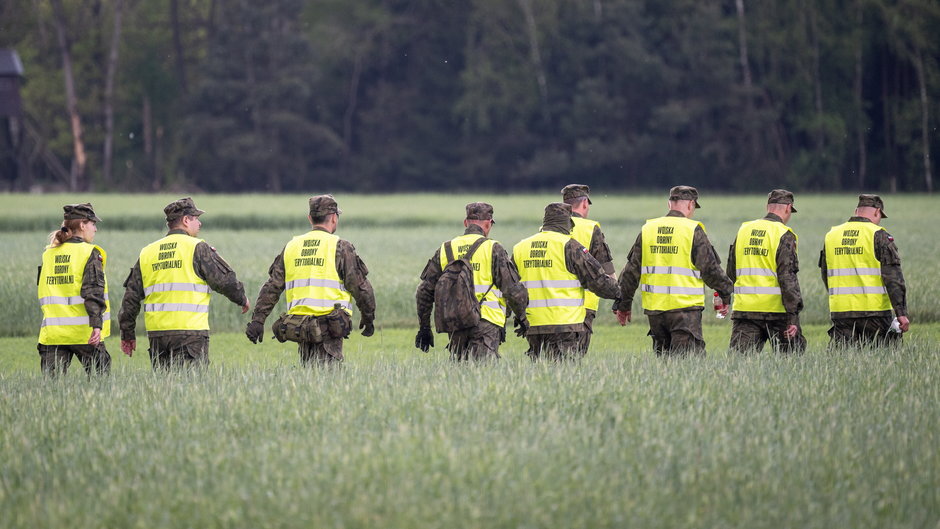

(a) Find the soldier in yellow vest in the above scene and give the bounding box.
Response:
[513,203,620,361]
[37,203,111,376]
[613,186,733,356]
[561,184,616,356]
[119,198,249,369]
[414,202,528,361]
[246,195,376,365]
[819,194,909,347]
[726,189,805,354]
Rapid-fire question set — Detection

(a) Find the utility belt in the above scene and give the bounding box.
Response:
[272,305,351,344]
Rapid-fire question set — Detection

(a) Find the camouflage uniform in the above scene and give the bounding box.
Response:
[415,203,528,361]
[727,190,806,354]
[249,196,375,365]
[515,203,620,361]
[119,198,247,369]
[818,195,907,349]
[37,203,111,376]
[613,187,733,356]
[563,184,616,356]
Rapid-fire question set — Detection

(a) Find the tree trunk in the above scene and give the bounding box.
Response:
[143,95,156,190]
[50,0,86,192]
[170,0,188,94]
[735,0,759,159]
[517,0,550,126]
[103,0,125,187]
[915,49,932,193]
[853,0,866,190]
[343,51,364,180]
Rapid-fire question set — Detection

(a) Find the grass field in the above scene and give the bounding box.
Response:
[1,193,938,527]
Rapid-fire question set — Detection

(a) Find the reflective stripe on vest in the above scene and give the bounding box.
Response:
[284,230,352,317]
[439,234,507,327]
[513,231,585,328]
[140,234,211,331]
[824,221,891,313]
[732,219,794,313]
[37,242,111,345]
[639,216,704,311]
[571,217,601,312]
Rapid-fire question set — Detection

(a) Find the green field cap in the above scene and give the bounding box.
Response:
[164,197,205,222]
[465,202,495,222]
[561,184,592,204]
[309,194,342,217]
[857,194,887,217]
[63,203,101,222]
[767,189,797,212]
[669,185,701,208]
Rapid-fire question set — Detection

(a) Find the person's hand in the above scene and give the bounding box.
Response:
[241,298,251,314]
[718,305,730,318]
[513,317,529,338]
[897,315,910,333]
[359,317,375,337]
[783,324,799,339]
[246,321,264,344]
[121,339,136,357]
[87,328,102,345]
[615,310,631,326]
[415,327,434,352]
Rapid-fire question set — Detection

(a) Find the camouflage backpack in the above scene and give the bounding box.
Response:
[433,237,492,333]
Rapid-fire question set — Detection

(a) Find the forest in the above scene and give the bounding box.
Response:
[0,0,937,193]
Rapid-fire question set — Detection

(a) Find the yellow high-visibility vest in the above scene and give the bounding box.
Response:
[639,216,705,311]
[284,230,352,317]
[439,234,507,328]
[571,216,601,312]
[733,219,795,313]
[38,242,111,345]
[513,230,585,327]
[824,221,891,313]
[140,234,211,331]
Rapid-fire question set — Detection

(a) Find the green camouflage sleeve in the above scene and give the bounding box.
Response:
[565,239,620,300]
[818,248,828,288]
[118,260,144,341]
[336,240,376,321]
[776,231,803,325]
[692,226,733,304]
[80,247,107,329]
[193,242,247,306]
[250,250,286,325]
[415,249,443,329]
[875,230,907,317]
[614,233,643,311]
[590,225,615,275]
[726,241,737,283]
[491,242,528,320]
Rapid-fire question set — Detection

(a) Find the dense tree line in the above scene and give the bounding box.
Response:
[1,0,937,192]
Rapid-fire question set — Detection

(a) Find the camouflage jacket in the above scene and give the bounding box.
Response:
[415,224,528,330]
[37,237,107,329]
[571,212,616,276]
[613,210,734,314]
[727,213,803,326]
[818,216,907,318]
[251,227,375,325]
[514,221,621,334]
[119,229,247,339]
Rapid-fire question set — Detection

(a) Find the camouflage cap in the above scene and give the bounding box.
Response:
[63,203,101,222]
[164,197,205,222]
[857,194,887,217]
[465,202,495,223]
[543,202,573,227]
[767,189,797,212]
[561,184,592,204]
[309,194,342,218]
[669,185,701,208]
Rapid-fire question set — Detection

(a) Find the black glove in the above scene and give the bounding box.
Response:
[514,317,529,338]
[246,321,264,344]
[415,327,434,352]
[359,317,375,337]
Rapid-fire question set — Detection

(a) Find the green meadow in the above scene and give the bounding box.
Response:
[1,193,938,528]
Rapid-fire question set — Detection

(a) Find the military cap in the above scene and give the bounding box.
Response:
[164,197,205,222]
[669,185,701,208]
[561,184,592,204]
[857,194,887,218]
[767,189,797,212]
[63,203,101,222]
[543,202,573,227]
[309,194,342,218]
[465,202,495,222]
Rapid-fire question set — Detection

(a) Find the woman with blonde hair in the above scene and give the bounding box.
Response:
[37,203,112,375]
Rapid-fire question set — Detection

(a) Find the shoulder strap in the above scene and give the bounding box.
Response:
[464,237,489,261]
[444,241,456,263]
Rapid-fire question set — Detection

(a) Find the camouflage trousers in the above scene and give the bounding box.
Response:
[298,336,344,366]
[38,343,111,376]
[828,316,901,350]
[578,309,596,355]
[526,332,584,362]
[149,334,209,370]
[647,310,705,356]
[730,318,806,355]
[447,320,502,362]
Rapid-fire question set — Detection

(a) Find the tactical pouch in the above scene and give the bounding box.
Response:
[273,313,321,344]
[325,306,352,339]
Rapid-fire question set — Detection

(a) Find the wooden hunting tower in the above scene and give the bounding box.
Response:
[0,49,24,117]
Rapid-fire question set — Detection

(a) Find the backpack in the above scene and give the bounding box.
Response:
[433,237,493,333]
